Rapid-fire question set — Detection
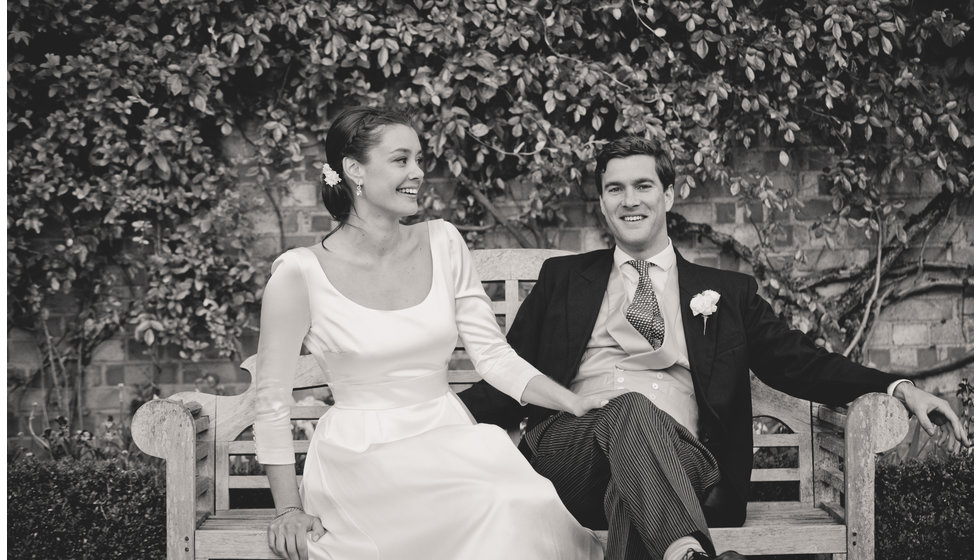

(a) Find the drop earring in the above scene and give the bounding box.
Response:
[355,181,363,197]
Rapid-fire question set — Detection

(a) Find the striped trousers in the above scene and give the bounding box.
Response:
[520,392,721,560]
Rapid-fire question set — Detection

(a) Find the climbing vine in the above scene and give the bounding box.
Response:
[7,0,973,421]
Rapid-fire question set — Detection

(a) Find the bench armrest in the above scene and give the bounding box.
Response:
[133,397,215,560]
[843,393,908,558]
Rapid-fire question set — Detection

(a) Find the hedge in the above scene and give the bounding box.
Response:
[875,453,973,560]
[7,457,166,560]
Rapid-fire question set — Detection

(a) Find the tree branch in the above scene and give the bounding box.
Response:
[666,211,770,275]
[843,214,883,358]
[885,279,974,304]
[834,187,959,319]
[461,181,535,248]
[805,261,973,289]
[888,353,974,380]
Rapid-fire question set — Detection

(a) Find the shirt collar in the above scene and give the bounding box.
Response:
[613,239,676,273]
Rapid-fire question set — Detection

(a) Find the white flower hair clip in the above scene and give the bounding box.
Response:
[690,290,721,334]
[321,163,342,187]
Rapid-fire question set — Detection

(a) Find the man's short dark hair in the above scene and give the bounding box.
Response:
[594,136,675,193]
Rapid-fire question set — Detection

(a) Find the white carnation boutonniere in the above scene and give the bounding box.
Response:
[690,290,721,334]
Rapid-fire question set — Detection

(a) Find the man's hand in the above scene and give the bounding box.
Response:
[893,382,970,452]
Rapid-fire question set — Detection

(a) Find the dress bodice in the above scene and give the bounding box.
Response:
[296,220,458,386]
[253,219,542,463]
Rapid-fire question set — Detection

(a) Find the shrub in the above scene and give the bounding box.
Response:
[875,453,973,560]
[7,457,166,560]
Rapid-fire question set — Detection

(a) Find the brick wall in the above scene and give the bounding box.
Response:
[7,146,973,436]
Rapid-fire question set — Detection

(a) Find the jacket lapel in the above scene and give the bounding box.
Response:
[561,250,613,385]
[675,250,719,397]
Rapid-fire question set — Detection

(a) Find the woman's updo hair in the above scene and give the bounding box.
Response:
[320,106,414,226]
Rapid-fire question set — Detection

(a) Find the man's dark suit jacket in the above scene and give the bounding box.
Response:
[459,247,899,525]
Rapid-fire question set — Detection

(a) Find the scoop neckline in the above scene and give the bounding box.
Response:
[302,220,438,312]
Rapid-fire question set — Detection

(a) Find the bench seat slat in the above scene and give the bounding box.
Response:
[712,502,846,555]
[197,502,845,558]
[196,530,280,560]
[711,524,845,555]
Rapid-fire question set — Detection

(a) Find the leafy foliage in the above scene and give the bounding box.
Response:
[7,456,166,560]
[7,0,973,420]
[875,453,973,560]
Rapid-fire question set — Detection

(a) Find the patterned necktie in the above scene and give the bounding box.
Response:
[626,260,665,350]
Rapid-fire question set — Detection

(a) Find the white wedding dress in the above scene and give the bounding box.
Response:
[254,219,603,560]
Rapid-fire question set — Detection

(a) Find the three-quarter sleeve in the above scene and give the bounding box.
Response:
[444,222,543,403]
[253,251,311,465]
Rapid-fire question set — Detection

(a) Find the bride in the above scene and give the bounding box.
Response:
[254,106,619,560]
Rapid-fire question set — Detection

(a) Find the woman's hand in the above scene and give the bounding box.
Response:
[268,508,327,560]
[569,390,630,416]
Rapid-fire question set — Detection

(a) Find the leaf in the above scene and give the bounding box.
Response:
[782,52,797,67]
[470,123,490,137]
[779,151,789,166]
[154,153,171,177]
[948,122,959,141]
[695,39,708,59]
[191,95,206,112]
[167,75,182,95]
[654,28,667,38]
[936,153,947,170]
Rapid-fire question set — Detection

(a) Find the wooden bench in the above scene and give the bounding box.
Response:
[132,248,910,560]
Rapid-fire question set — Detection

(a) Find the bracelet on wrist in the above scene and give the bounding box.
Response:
[274,506,303,520]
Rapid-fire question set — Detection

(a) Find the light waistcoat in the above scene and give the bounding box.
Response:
[571,242,699,436]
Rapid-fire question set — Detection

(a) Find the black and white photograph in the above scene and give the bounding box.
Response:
[7,1,973,559]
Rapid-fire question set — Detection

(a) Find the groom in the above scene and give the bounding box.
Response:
[459,136,968,560]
